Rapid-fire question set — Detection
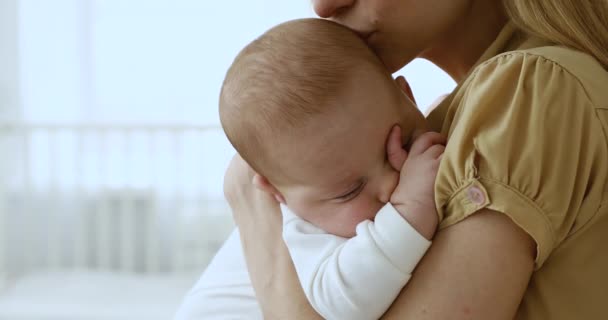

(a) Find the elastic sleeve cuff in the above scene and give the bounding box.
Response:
[439,178,554,269]
[371,203,432,274]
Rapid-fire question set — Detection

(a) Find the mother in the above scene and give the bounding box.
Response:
[177,0,608,319]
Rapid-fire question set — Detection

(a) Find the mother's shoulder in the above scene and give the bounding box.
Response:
[473,46,608,109]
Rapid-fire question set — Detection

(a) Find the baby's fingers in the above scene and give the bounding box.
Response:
[424,144,445,160]
[409,132,446,156]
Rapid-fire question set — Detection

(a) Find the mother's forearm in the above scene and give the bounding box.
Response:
[235,201,322,320]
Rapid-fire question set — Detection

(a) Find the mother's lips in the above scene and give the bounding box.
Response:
[356,30,372,39]
[356,30,376,43]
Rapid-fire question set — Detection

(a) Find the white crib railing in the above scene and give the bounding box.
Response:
[0,123,235,279]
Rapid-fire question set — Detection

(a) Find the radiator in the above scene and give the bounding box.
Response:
[0,123,235,279]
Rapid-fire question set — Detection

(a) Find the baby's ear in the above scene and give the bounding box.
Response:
[252,174,286,204]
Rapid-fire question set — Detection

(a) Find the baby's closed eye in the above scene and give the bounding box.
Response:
[333,179,367,202]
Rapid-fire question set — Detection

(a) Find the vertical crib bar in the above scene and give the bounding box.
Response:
[96,129,112,270]
[21,128,34,273]
[120,193,136,272]
[120,129,136,272]
[199,129,213,266]
[47,128,61,269]
[0,126,8,279]
[172,129,184,272]
[73,128,87,268]
[146,129,160,273]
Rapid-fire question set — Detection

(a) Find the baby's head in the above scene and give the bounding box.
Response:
[220,19,427,237]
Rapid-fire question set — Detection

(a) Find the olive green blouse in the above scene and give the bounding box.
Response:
[428,23,608,319]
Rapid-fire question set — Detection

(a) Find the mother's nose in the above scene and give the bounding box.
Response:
[311,0,354,18]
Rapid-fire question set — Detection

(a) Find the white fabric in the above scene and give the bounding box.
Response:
[282,203,431,320]
[0,270,197,320]
[173,229,262,320]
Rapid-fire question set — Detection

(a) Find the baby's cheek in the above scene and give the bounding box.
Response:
[295,200,383,238]
[337,200,384,237]
[351,199,384,222]
[314,208,368,238]
[295,207,355,238]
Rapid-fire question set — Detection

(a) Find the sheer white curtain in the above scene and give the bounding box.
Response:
[16,0,316,124]
[11,0,316,197]
[0,0,20,122]
[1,1,325,277]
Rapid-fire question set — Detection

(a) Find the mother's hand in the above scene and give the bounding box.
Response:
[223,154,321,319]
[223,154,278,226]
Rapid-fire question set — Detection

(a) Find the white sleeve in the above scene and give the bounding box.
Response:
[282,204,431,320]
[173,229,262,320]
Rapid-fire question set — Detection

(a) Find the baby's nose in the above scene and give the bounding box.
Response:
[377,170,399,204]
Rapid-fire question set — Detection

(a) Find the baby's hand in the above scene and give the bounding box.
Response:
[386,126,445,240]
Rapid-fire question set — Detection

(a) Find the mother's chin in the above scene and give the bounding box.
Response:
[376,48,418,74]
[367,36,420,73]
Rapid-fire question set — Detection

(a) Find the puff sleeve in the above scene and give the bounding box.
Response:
[435,52,606,268]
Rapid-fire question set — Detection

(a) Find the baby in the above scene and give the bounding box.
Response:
[219,18,443,320]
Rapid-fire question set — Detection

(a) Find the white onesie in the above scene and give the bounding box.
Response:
[282,203,431,320]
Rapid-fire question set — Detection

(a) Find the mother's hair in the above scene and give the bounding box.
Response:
[504,0,608,68]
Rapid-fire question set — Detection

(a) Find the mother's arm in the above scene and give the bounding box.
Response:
[225,155,535,319]
[223,155,322,319]
[381,208,535,319]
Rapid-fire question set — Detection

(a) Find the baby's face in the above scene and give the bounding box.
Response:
[273,72,427,238]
